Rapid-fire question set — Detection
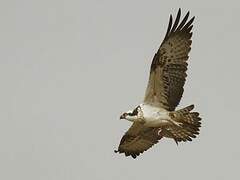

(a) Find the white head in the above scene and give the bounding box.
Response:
[120,106,141,122]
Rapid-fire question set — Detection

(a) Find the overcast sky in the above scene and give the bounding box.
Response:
[0,0,239,179]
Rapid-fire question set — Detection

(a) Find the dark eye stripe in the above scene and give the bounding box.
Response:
[131,106,139,116]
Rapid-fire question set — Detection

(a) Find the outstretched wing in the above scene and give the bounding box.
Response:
[115,122,162,158]
[144,9,194,111]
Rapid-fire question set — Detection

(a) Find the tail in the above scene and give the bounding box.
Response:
[167,105,201,144]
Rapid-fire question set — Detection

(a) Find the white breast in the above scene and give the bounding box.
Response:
[140,103,170,127]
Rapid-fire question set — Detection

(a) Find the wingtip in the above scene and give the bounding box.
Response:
[190,16,195,23]
[178,8,181,15]
[174,139,179,145]
[131,155,137,159]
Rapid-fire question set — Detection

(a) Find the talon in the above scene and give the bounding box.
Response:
[175,121,183,127]
[169,119,183,127]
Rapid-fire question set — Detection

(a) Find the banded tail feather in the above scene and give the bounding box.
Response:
[166,105,201,144]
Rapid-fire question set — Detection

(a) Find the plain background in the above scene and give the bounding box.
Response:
[0,0,239,179]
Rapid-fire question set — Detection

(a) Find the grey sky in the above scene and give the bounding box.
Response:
[0,0,239,179]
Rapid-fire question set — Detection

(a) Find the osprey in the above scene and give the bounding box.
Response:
[115,9,201,158]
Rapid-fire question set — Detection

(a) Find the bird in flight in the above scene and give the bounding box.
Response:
[115,9,201,159]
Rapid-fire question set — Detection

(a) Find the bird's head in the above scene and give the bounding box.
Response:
[120,106,141,122]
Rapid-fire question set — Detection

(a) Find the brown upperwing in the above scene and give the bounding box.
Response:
[144,8,194,111]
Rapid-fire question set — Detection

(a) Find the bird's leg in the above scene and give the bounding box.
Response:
[156,128,163,139]
[157,129,162,136]
[168,118,183,127]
